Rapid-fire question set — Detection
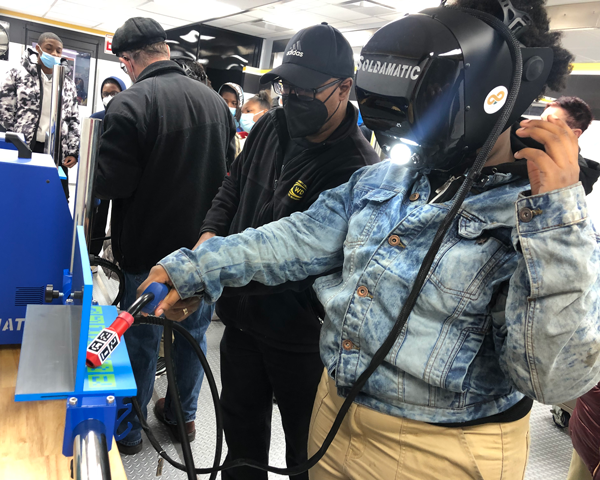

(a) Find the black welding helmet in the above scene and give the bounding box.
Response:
[355,1,554,172]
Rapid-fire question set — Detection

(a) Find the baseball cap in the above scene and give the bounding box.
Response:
[112,17,167,57]
[261,23,354,89]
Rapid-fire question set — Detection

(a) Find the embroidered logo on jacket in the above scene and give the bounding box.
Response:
[288,180,307,200]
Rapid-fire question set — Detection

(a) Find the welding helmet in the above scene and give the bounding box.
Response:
[355,2,554,172]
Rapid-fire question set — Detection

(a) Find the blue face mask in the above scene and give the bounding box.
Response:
[229,107,237,117]
[40,51,61,69]
[240,110,266,133]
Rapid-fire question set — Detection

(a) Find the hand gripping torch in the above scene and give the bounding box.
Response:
[86,282,169,368]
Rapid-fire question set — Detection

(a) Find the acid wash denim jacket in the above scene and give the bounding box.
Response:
[160,161,600,424]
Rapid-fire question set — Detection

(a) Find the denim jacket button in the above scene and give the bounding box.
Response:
[519,207,534,223]
[357,286,369,297]
[342,339,355,351]
[388,235,404,247]
[409,192,420,202]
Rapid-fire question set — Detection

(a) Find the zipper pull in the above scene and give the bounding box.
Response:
[156,456,164,476]
[429,176,461,204]
[435,176,458,195]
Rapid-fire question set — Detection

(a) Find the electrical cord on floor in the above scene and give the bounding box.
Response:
[132,314,223,480]
[128,11,523,476]
[163,320,197,480]
[89,254,124,306]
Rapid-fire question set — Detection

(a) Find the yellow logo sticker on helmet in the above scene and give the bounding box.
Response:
[288,180,308,200]
[484,86,508,114]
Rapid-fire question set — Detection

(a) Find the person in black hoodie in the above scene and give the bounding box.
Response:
[94,17,236,455]
[195,23,380,480]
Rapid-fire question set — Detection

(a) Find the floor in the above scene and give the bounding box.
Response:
[92,250,576,480]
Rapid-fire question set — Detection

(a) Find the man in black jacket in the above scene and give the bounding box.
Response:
[94,17,235,454]
[196,24,380,480]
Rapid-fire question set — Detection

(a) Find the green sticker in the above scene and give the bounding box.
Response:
[88,360,114,374]
[88,374,116,389]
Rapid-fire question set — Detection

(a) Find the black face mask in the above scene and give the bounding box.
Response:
[283,84,341,139]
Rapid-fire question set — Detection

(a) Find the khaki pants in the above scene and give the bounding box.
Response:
[308,370,530,480]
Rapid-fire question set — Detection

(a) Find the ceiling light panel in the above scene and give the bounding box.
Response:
[46,1,108,25]
[342,29,374,46]
[62,0,145,8]
[140,0,242,22]
[340,1,396,16]
[1,0,54,16]
[306,4,370,21]
[261,10,333,31]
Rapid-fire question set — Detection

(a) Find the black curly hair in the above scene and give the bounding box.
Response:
[546,96,594,132]
[451,0,574,93]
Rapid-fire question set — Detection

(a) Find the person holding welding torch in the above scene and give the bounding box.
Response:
[140,1,600,478]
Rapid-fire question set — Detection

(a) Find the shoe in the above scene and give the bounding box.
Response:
[153,398,196,443]
[155,357,167,377]
[117,440,143,455]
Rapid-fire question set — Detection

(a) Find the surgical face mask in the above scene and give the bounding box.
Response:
[39,51,61,69]
[283,85,341,139]
[240,110,266,133]
[229,107,237,117]
[102,94,117,108]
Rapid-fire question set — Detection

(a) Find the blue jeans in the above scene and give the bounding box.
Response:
[117,270,212,447]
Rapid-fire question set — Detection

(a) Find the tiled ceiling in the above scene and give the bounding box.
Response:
[1,0,600,61]
[0,0,439,35]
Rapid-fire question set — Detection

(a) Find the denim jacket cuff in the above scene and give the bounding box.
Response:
[515,182,587,235]
[158,249,204,300]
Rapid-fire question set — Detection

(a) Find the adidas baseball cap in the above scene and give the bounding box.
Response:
[261,23,354,89]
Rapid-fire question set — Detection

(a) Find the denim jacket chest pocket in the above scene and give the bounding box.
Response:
[427,212,513,300]
[415,213,516,395]
[344,188,401,248]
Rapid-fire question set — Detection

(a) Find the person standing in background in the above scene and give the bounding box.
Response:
[542,96,594,140]
[219,82,244,159]
[94,17,236,455]
[194,23,380,480]
[0,32,80,200]
[89,76,127,259]
[240,90,272,133]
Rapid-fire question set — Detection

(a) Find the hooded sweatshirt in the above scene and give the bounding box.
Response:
[90,76,127,123]
[218,82,244,130]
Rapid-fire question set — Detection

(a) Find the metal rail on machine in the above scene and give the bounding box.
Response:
[45,64,67,166]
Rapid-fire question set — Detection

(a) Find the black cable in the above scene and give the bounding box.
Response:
[91,236,111,243]
[128,9,524,477]
[131,315,223,478]
[89,255,124,306]
[163,320,197,480]
[126,293,154,317]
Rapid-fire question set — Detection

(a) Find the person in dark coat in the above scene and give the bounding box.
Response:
[94,17,236,455]
[195,23,380,480]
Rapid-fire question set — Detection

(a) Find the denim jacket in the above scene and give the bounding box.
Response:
[160,161,600,424]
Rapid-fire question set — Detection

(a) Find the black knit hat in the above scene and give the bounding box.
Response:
[112,17,166,57]
[261,23,354,89]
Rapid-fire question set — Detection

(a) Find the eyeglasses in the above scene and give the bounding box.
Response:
[120,62,128,74]
[273,79,342,102]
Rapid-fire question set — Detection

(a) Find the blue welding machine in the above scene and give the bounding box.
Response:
[0,133,72,344]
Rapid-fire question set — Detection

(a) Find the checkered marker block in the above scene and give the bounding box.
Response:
[86,311,134,368]
[86,328,120,368]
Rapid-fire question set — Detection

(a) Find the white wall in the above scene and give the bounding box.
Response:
[579,121,600,226]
